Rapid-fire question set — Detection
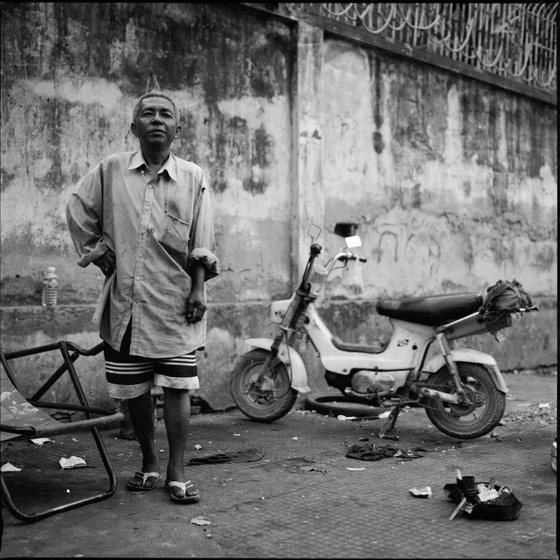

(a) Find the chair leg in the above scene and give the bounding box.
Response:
[1,427,118,524]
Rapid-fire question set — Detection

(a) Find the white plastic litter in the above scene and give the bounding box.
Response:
[191,517,212,526]
[1,463,22,472]
[409,486,432,498]
[31,438,53,445]
[59,456,87,469]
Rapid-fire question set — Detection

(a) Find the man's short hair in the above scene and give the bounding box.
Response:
[132,92,180,123]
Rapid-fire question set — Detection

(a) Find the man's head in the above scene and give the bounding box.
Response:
[131,92,181,153]
[132,92,180,124]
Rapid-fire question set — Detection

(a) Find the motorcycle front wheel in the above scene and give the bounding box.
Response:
[424,362,506,439]
[230,349,298,422]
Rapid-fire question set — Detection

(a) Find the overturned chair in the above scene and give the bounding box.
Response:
[1,340,123,523]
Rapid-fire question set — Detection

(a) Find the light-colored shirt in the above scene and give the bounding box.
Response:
[66,151,219,358]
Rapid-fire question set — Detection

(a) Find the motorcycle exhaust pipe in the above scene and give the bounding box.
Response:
[420,387,460,404]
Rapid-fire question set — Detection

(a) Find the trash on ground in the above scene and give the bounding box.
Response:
[477,488,500,502]
[346,443,424,461]
[188,447,264,465]
[1,462,21,472]
[538,403,550,408]
[191,516,212,526]
[299,466,326,473]
[409,486,432,498]
[378,411,391,419]
[31,438,54,445]
[444,472,523,520]
[337,414,357,421]
[379,434,399,441]
[347,467,366,471]
[59,456,87,469]
[194,444,202,450]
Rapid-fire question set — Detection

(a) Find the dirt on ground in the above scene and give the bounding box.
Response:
[501,371,557,428]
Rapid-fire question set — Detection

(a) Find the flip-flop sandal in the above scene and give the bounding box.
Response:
[164,480,200,504]
[127,471,161,491]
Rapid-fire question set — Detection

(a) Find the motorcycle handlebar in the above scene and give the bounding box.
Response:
[340,251,367,263]
[310,243,322,256]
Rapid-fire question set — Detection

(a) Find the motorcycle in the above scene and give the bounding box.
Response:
[230,225,538,439]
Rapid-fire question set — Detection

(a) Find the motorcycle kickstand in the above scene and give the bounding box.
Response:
[378,406,403,440]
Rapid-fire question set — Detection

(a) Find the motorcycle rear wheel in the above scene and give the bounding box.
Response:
[424,362,506,439]
[230,349,298,422]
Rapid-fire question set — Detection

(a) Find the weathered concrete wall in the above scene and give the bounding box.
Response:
[1,3,556,411]
[319,40,557,298]
[1,2,295,306]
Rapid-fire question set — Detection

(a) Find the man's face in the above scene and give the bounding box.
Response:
[131,97,180,150]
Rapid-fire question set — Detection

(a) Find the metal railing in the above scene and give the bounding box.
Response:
[283,3,557,95]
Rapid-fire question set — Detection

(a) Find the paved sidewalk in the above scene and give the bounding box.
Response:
[1,373,557,559]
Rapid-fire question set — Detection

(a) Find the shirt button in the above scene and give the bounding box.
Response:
[141,229,146,234]
[136,276,140,281]
[138,254,143,258]
[144,206,149,211]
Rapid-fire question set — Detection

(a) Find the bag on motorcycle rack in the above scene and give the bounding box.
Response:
[478,279,532,326]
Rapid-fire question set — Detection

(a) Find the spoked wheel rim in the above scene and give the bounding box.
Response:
[230,349,298,422]
[425,363,506,439]
[242,368,290,408]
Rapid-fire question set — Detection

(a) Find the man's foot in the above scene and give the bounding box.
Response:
[126,471,161,491]
[164,480,200,503]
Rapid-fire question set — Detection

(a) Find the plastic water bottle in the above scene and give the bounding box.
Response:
[42,266,58,307]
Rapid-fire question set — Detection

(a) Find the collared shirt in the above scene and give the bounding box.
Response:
[66,151,219,358]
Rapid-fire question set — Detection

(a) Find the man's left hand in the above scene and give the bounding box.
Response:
[186,291,207,324]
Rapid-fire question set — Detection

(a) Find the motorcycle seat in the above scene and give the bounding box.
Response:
[376,292,483,327]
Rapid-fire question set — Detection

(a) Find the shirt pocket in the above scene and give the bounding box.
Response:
[159,213,190,254]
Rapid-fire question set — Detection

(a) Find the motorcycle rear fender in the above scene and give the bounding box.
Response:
[423,348,508,393]
[245,338,311,393]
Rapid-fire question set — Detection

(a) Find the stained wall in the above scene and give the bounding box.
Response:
[1,3,556,410]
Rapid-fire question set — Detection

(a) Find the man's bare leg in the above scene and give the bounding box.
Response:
[127,390,161,489]
[163,387,198,500]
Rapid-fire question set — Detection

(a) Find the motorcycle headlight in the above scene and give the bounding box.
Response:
[308,264,328,285]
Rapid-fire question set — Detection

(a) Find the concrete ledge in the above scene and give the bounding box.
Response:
[1,298,556,410]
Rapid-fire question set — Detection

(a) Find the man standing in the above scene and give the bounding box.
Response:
[66,92,219,504]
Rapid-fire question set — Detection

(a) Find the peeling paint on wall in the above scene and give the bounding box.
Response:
[321,39,556,297]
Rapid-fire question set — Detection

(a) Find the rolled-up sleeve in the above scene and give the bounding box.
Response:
[186,172,220,281]
[66,164,110,268]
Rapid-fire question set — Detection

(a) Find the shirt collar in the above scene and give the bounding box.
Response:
[128,151,178,182]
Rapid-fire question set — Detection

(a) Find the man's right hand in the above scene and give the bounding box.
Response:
[94,250,116,277]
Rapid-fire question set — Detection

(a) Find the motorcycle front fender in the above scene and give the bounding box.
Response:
[423,348,508,393]
[245,338,311,393]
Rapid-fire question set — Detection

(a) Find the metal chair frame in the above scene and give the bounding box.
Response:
[1,340,123,523]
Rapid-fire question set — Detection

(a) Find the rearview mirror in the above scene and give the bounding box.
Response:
[345,235,362,248]
[307,224,322,241]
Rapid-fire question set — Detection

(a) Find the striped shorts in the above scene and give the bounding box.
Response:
[103,323,200,399]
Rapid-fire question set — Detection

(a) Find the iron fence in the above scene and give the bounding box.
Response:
[283,3,557,95]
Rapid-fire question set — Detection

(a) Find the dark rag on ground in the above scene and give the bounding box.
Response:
[346,443,424,461]
[188,447,264,465]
